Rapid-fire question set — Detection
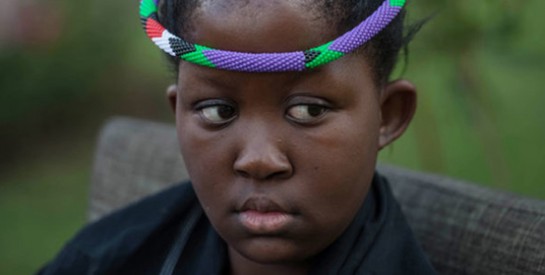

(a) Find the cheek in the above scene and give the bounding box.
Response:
[291,109,380,224]
[295,106,381,175]
[176,115,234,210]
[177,106,229,170]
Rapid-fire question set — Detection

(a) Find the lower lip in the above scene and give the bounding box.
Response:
[239,210,293,234]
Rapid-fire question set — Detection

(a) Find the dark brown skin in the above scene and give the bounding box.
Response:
[166,1,416,274]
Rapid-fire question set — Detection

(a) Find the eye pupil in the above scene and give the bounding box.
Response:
[307,105,323,117]
[218,106,235,119]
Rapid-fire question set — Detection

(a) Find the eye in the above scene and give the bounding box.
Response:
[286,104,328,123]
[196,100,237,125]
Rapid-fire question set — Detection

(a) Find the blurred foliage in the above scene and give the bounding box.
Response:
[0,0,544,274]
[0,0,171,166]
[380,0,545,191]
[0,143,89,274]
[1,0,172,273]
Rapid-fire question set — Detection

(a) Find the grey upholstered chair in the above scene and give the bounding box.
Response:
[90,117,545,275]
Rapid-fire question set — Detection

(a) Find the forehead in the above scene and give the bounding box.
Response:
[176,0,377,92]
[187,0,336,53]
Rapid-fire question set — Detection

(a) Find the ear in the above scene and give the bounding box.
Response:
[166,84,178,114]
[378,80,417,150]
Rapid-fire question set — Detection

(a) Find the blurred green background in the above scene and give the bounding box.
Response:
[1,0,544,273]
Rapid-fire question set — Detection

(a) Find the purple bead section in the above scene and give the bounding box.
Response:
[203,50,306,72]
[153,0,159,5]
[329,2,402,53]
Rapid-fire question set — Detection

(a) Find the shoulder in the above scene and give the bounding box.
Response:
[365,172,437,274]
[74,181,197,251]
[39,181,198,275]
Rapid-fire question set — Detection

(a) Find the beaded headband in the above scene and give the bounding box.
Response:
[140,0,406,72]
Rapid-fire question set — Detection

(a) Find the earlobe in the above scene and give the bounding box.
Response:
[378,80,417,150]
[166,84,178,114]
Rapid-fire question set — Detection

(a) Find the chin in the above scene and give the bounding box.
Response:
[236,237,311,264]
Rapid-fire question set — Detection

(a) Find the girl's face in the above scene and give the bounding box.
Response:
[168,0,415,272]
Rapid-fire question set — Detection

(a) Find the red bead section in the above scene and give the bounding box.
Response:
[146,18,165,39]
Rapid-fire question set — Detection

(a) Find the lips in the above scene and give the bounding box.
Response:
[240,197,288,213]
[237,197,295,234]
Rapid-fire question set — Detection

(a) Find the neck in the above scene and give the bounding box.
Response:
[228,246,310,275]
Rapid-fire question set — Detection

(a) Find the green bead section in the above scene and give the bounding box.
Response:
[140,0,157,18]
[389,0,406,7]
[305,42,345,69]
[181,45,216,68]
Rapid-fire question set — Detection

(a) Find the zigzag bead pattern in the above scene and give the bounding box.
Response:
[140,0,406,72]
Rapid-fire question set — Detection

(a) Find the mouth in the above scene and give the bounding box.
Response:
[237,197,296,234]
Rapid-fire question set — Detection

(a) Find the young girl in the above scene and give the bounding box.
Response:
[40,0,436,274]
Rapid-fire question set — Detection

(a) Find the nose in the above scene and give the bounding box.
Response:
[233,130,293,181]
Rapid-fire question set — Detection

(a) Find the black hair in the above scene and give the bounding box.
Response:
[158,0,424,85]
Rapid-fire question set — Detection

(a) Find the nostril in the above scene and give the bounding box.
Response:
[235,169,251,178]
[264,170,292,181]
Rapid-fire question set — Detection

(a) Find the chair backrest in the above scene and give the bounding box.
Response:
[90,117,545,275]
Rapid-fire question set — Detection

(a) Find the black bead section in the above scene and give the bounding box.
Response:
[304,50,321,64]
[149,13,159,21]
[140,17,148,27]
[169,38,196,56]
